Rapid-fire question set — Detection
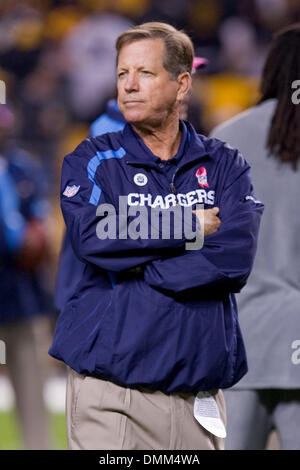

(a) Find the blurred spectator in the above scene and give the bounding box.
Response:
[218,16,265,75]
[188,0,223,48]
[90,98,126,136]
[43,4,84,42]
[141,0,188,29]
[61,11,132,121]
[210,23,300,450]
[19,61,70,187]
[0,104,52,449]
[197,14,262,131]
[0,1,44,80]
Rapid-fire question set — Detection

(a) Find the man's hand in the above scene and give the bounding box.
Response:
[192,207,221,236]
[17,219,48,271]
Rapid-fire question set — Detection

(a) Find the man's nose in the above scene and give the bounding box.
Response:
[124,72,139,92]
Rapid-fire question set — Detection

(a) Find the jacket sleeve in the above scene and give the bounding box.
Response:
[61,141,196,273]
[143,150,264,293]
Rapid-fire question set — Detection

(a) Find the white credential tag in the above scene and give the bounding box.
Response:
[194,392,227,438]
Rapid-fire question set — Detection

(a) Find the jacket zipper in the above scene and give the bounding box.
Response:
[170,167,180,194]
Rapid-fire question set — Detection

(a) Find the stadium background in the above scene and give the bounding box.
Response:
[1,0,300,450]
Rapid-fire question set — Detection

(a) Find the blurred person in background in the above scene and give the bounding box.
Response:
[0,104,52,450]
[199,15,261,130]
[61,8,132,121]
[19,62,70,189]
[210,23,300,450]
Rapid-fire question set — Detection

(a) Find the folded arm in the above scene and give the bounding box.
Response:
[61,142,197,272]
[144,153,264,293]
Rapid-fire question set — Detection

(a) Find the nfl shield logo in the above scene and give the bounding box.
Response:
[63,185,80,197]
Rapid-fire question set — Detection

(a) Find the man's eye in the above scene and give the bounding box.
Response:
[142,71,152,75]
[118,72,126,77]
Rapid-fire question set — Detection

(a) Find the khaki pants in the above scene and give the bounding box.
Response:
[0,318,52,450]
[66,367,226,450]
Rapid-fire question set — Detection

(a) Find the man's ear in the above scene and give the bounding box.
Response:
[176,72,192,101]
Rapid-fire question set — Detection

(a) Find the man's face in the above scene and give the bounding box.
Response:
[117,38,182,127]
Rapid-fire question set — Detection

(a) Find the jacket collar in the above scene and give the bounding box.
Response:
[123,120,209,170]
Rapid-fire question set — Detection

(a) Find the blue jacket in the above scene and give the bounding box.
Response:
[49,120,263,393]
[90,99,126,137]
[54,100,126,312]
[0,147,49,323]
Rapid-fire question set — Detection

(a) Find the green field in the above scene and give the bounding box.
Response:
[0,411,67,450]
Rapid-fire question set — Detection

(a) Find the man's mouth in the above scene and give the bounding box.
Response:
[124,100,143,105]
